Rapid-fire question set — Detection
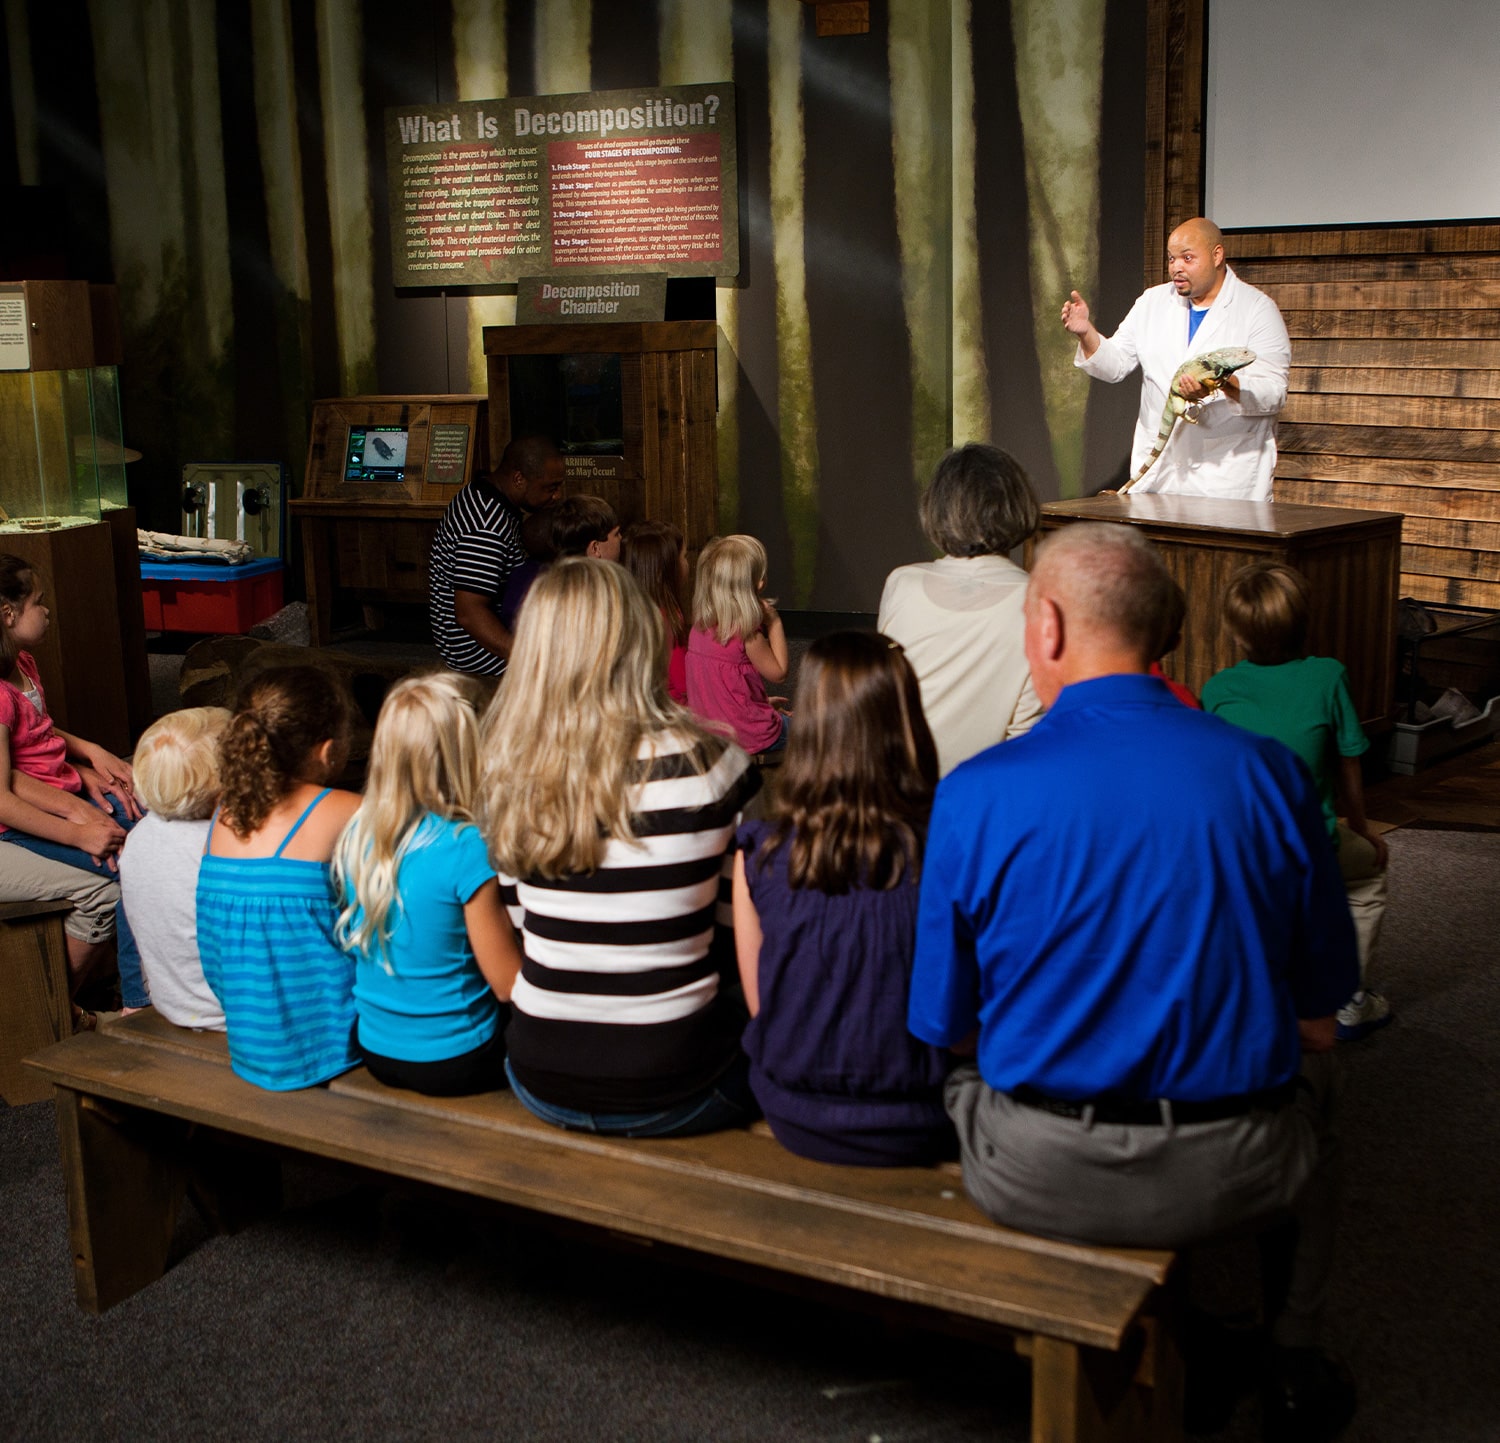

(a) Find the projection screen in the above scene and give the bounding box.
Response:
[1204,0,1500,230]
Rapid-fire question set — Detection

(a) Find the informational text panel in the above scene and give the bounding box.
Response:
[386,84,737,286]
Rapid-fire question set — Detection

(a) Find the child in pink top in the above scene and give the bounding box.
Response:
[0,555,141,997]
[686,535,790,755]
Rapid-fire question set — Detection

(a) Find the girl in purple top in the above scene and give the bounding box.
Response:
[685,534,789,755]
[731,631,955,1166]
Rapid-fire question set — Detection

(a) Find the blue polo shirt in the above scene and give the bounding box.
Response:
[908,673,1357,1102]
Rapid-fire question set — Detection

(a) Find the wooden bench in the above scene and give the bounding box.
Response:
[0,898,72,1105]
[26,1011,1182,1443]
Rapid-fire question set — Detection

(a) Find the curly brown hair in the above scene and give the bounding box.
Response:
[758,631,938,893]
[218,666,353,839]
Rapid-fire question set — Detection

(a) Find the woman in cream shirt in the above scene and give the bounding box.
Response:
[878,445,1042,776]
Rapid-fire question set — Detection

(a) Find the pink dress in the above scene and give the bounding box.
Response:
[685,627,782,754]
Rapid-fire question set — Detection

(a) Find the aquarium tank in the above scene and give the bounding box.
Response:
[0,368,103,533]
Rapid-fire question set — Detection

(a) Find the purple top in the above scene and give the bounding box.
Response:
[738,820,953,1165]
[685,628,782,754]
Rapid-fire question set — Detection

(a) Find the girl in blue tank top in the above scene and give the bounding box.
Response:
[732,631,956,1166]
[332,672,522,1096]
[197,666,361,1091]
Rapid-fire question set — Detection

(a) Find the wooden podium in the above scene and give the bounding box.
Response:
[1036,496,1403,729]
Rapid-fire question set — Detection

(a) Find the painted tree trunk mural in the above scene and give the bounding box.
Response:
[1011,0,1107,500]
[4,0,39,185]
[888,0,952,501]
[767,0,819,606]
[452,0,517,394]
[659,0,738,532]
[250,0,315,484]
[533,0,591,95]
[88,0,235,483]
[317,0,378,396]
[950,0,990,450]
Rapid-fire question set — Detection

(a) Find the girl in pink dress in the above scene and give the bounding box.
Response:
[685,535,789,755]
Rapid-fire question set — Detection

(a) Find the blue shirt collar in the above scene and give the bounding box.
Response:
[1045,672,1173,718]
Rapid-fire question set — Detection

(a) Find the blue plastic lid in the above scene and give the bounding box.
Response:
[140,556,283,583]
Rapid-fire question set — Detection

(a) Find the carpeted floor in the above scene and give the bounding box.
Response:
[2,831,1496,1442]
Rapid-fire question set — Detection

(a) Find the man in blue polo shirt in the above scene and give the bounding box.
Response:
[910,522,1358,1439]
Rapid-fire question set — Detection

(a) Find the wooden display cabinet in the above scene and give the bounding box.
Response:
[1035,495,1403,730]
[291,395,487,645]
[0,279,133,752]
[483,321,719,556]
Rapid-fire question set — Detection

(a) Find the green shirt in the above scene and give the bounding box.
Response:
[1201,656,1368,845]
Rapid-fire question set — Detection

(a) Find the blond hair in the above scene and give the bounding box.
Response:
[332,672,485,970]
[132,707,231,820]
[482,557,727,878]
[692,534,770,645]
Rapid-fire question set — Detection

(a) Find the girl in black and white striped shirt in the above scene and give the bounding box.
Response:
[482,557,761,1135]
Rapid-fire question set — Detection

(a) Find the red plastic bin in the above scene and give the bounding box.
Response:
[140,558,284,635]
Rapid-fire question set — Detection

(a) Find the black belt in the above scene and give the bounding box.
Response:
[1010,1079,1300,1127]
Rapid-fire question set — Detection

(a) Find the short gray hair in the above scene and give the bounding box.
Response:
[1031,523,1178,659]
[920,445,1040,557]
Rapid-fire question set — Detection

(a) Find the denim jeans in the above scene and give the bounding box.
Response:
[0,795,145,1006]
[505,1053,759,1138]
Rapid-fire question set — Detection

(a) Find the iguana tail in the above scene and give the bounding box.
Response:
[1120,393,1188,493]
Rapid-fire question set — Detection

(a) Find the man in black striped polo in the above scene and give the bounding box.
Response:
[428,436,565,676]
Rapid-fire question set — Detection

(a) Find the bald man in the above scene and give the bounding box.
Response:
[909,524,1357,1436]
[1063,218,1291,501]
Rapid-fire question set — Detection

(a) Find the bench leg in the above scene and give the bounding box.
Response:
[0,911,72,1106]
[55,1089,185,1314]
[1031,1323,1183,1443]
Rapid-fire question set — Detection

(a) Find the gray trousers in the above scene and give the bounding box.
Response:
[946,1053,1341,1347]
[0,846,119,944]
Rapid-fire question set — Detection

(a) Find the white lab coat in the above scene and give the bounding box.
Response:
[1075,266,1291,501]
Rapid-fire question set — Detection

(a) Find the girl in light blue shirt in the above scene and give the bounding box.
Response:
[334,672,522,1096]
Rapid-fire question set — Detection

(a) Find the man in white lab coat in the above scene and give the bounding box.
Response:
[1062,218,1291,501]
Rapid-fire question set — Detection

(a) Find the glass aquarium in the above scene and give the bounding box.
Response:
[0,368,103,534]
[88,366,132,513]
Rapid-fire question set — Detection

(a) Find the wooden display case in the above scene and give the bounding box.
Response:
[483,321,719,556]
[1035,495,1403,730]
[291,395,487,645]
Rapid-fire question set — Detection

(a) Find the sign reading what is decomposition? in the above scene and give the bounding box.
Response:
[386,84,738,287]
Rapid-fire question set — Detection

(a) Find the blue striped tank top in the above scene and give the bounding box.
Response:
[196,789,358,1090]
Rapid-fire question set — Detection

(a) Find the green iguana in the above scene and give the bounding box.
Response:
[1118,346,1257,494]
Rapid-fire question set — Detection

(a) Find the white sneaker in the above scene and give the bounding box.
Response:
[1336,989,1393,1042]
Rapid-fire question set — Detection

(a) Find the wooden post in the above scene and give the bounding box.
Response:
[1031,1324,1179,1443]
[55,1089,185,1313]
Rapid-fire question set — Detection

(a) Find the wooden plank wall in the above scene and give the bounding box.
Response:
[1145,0,1500,612]
[1232,229,1500,609]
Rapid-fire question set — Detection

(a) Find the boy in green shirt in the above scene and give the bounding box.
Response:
[1202,562,1392,1041]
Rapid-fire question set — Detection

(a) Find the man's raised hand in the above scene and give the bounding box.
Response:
[1060,290,1092,337]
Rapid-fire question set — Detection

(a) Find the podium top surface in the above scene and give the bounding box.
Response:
[1040,495,1402,540]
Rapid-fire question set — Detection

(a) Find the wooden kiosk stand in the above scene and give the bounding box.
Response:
[483,321,720,557]
[1036,495,1403,730]
[292,395,487,646]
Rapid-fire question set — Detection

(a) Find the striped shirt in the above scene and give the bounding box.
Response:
[500,731,760,1112]
[196,796,358,1091]
[428,478,526,676]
